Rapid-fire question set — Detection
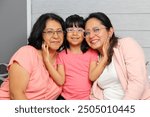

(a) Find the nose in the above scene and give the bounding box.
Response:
[89,31,95,38]
[72,30,78,35]
[53,32,59,39]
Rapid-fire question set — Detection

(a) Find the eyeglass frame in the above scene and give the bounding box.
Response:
[66,27,85,33]
[43,29,64,37]
[84,27,107,37]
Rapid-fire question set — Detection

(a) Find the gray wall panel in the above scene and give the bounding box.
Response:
[32,0,150,14]
[30,0,150,64]
[0,0,27,63]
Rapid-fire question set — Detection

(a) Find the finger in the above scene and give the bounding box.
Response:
[42,43,47,52]
[42,43,44,50]
[44,43,48,49]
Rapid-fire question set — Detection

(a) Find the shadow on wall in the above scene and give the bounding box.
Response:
[0,63,8,85]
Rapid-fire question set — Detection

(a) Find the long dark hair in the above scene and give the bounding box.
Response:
[28,13,65,50]
[64,14,89,53]
[85,12,118,65]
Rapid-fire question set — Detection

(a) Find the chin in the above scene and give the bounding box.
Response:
[90,43,102,49]
[90,46,97,50]
[53,46,61,50]
[89,44,97,49]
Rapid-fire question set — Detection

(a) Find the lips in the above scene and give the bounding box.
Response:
[90,39,99,44]
[50,41,61,44]
[70,37,80,42]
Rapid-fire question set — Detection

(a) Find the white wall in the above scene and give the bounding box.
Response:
[28,0,150,73]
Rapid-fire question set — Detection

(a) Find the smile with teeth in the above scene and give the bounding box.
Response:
[90,39,100,44]
[71,37,79,41]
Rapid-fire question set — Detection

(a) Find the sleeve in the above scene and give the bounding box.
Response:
[90,49,98,62]
[120,37,147,99]
[90,79,103,100]
[8,46,36,74]
[56,52,64,65]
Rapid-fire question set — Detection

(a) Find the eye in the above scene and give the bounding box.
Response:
[67,28,74,32]
[78,28,84,33]
[93,28,100,33]
[47,30,53,34]
[57,30,63,34]
[85,31,90,36]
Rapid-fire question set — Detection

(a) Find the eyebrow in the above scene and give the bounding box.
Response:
[45,28,62,30]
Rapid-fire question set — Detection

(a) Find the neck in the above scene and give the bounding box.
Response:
[48,49,57,58]
[98,48,103,54]
[38,49,57,64]
[69,45,82,54]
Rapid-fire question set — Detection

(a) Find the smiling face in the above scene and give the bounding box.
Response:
[85,18,113,50]
[66,25,84,47]
[42,19,64,51]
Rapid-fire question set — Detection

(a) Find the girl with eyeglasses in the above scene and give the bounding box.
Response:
[85,12,150,100]
[0,13,65,100]
[56,14,98,100]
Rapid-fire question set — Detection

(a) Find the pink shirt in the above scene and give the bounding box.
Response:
[0,45,61,100]
[57,49,98,99]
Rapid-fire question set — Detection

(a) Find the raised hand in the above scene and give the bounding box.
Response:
[42,43,50,63]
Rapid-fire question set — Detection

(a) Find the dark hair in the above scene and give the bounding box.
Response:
[85,12,118,65]
[64,14,89,53]
[28,13,65,50]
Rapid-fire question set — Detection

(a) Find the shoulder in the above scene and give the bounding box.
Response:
[57,50,67,60]
[11,45,38,62]
[58,49,67,56]
[118,37,139,46]
[58,50,66,55]
[8,45,38,73]
[18,45,37,52]
[16,45,37,55]
[117,37,142,50]
[86,48,98,55]
[116,37,144,58]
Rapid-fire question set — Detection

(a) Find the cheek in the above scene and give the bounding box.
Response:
[85,38,90,44]
[67,33,71,39]
[44,39,50,45]
[60,38,64,45]
[43,36,49,42]
[81,34,84,39]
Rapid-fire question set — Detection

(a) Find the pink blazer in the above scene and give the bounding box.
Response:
[90,37,150,100]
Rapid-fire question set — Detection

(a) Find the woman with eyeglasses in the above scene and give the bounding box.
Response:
[85,12,150,100]
[0,13,65,100]
[56,14,98,100]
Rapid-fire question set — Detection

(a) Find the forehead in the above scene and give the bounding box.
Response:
[45,19,62,29]
[85,18,102,28]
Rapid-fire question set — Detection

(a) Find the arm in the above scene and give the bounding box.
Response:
[89,57,107,81]
[89,39,109,81]
[120,38,147,99]
[42,44,65,86]
[43,60,65,86]
[9,62,29,100]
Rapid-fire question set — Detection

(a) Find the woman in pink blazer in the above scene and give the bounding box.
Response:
[84,12,150,100]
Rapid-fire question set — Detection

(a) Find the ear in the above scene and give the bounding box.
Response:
[108,27,114,38]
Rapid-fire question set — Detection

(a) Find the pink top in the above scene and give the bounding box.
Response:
[57,49,98,100]
[0,45,62,100]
